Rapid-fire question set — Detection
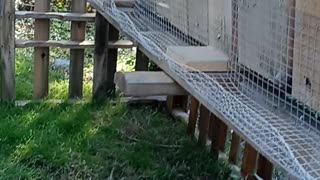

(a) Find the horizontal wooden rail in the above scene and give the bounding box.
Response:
[15,39,134,49]
[15,11,95,21]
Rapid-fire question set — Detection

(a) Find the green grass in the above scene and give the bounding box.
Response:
[0,102,231,179]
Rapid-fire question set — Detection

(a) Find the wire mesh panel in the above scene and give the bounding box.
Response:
[90,0,320,179]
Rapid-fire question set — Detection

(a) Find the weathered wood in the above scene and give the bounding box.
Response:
[93,13,119,101]
[166,95,188,113]
[69,0,86,99]
[257,154,273,180]
[114,0,135,8]
[210,113,228,159]
[187,97,199,136]
[229,132,241,164]
[15,40,133,49]
[33,0,50,99]
[114,71,187,97]
[0,0,15,101]
[198,105,210,146]
[135,49,149,71]
[241,143,258,179]
[15,11,95,21]
[167,46,229,72]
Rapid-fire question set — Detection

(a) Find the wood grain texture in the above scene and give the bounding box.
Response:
[69,0,86,99]
[241,143,258,178]
[33,0,50,99]
[229,132,241,164]
[198,104,210,146]
[135,49,149,71]
[257,154,273,180]
[187,97,199,136]
[93,13,119,101]
[0,0,15,101]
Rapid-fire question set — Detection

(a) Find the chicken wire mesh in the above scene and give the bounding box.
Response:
[89,0,320,179]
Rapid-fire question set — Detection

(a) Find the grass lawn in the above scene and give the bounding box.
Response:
[0,102,231,179]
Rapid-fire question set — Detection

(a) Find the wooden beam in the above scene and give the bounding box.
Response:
[0,0,15,101]
[15,11,95,21]
[114,0,135,8]
[15,40,134,49]
[69,0,86,99]
[187,97,199,136]
[114,71,187,97]
[229,132,241,164]
[241,143,258,179]
[198,105,210,146]
[33,0,50,99]
[135,48,149,71]
[257,154,273,180]
[93,13,119,101]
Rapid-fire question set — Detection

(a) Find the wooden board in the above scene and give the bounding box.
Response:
[187,0,209,44]
[292,0,320,112]
[0,0,15,101]
[238,0,289,80]
[208,0,232,49]
[166,46,228,72]
[114,71,187,97]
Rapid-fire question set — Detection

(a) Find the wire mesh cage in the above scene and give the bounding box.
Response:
[91,0,320,178]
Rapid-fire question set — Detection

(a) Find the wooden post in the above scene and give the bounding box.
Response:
[69,0,86,99]
[187,97,199,136]
[241,143,258,179]
[0,0,15,101]
[257,154,273,180]
[33,0,50,99]
[166,95,188,113]
[198,104,210,146]
[135,48,149,71]
[229,132,241,164]
[93,13,119,101]
[210,114,228,159]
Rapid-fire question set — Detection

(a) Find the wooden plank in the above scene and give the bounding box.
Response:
[166,95,188,113]
[114,71,187,97]
[93,13,119,101]
[15,11,95,21]
[69,0,86,99]
[210,113,228,159]
[166,46,228,72]
[135,49,149,71]
[292,0,320,112]
[198,104,210,146]
[114,0,135,8]
[229,132,241,164]
[15,40,133,49]
[0,0,15,101]
[257,154,274,180]
[241,143,258,179]
[33,0,50,99]
[187,97,199,136]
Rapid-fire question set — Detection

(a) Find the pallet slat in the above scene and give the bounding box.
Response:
[15,11,95,21]
[15,40,134,49]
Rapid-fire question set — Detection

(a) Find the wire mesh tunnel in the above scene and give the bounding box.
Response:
[90,0,320,179]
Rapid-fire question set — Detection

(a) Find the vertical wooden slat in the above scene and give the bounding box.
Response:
[69,0,86,98]
[93,13,119,101]
[0,0,15,101]
[166,95,188,113]
[198,104,210,146]
[33,0,50,99]
[210,114,228,159]
[229,132,241,164]
[241,143,258,179]
[187,97,199,136]
[218,120,228,152]
[257,154,273,180]
[135,48,149,71]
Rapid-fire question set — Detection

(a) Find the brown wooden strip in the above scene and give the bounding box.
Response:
[198,104,210,146]
[241,143,258,179]
[229,132,241,164]
[257,154,273,180]
[187,97,199,136]
[135,48,149,71]
[0,0,15,101]
[166,95,188,113]
[33,0,50,99]
[218,120,228,152]
[15,11,96,21]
